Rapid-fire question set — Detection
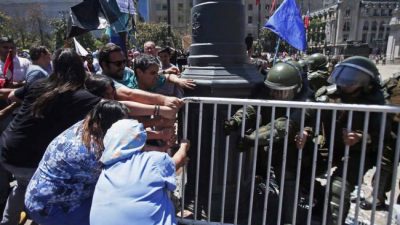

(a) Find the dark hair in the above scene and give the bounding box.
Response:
[133,54,159,74]
[32,48,87,118]
[98,43,122,68]
[82,100,129,159]
[85,75,115,98]
[29,46,49,61]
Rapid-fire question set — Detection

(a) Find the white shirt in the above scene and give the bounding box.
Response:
[0,56,31,82]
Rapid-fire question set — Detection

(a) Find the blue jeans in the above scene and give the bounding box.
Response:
[0,163,35,225]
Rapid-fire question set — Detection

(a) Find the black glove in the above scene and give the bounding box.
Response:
[237,135,254,152]
[223,119,238,135]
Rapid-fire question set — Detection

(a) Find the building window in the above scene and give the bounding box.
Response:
[156,3,162,11]
[158,16,162,22]
[343,34,348,41]
[178,3,184,11]
[363,21,369,31]
[362,33,367,42]
[378,33,383,40]
[248,16,253,24]
[373,9,378,16]
[178,15,184,23]
[364,8,369,16]
[389,9,393,16]
[371,21,377,31]
[343,21,350,31]
[163,17,167,22]
[379,21,385,31]
[345,8,351,17]
[381,9,387,16]
[248,4,253,11]
[370,33,375,42]
[162,4,167,10]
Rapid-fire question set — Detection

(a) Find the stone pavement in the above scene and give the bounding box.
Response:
[377,63,400,80]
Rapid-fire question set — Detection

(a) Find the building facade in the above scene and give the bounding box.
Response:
[386,6,400,63]
[0,0,79,19]
[307,0,397,55]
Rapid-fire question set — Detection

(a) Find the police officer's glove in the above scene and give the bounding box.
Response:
[237,135,254,152]
[223,119,239,135]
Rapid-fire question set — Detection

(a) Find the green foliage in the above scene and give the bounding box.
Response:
[308,18,326,45]
[0,11,11,35]
[134,22,182,50]
[258,28,292,53]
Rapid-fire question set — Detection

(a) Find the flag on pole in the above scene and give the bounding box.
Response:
[138,0,149,22]
[2,49,13,82]
[304,9,310,29]
[73,38,89,56]
[264,0,307,51]
[67,0,135,38]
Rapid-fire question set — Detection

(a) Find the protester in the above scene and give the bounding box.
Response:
[84,53,101,75]
[98,43,194,97]
[90,119,189,225]
[24,100,176,225]
[25,46,51,84]
[0,48,180,225]
[0,37,31,87]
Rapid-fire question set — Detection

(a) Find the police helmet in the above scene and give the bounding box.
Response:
[264,62,302,100]
[328,56,380,89]
[298,59,308,73]
[307,53,328,71]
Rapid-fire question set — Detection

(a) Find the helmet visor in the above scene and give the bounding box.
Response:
[269,88,296,100]
[328,64,371,87]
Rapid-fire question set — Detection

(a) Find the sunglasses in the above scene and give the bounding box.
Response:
[108,60,126,67]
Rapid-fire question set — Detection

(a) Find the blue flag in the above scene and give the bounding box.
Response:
[264,0,307,51]
[138,0,149,22]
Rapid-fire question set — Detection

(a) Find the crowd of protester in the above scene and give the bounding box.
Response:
[0,34,398,225]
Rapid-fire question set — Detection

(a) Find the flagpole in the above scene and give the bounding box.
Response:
[273,37,281,65]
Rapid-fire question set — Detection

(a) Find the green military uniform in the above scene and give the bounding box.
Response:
[225,62,319,224]
[315,56,387,225]
[307,53,330,92]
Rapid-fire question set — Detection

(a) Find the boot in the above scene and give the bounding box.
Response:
[360,170,390,210]
[329,177,352,225]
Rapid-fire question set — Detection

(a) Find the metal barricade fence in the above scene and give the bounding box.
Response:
[176,97,400,225]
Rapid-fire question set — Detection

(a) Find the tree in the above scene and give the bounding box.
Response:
[134,22,182,50]
[0,11,11,35]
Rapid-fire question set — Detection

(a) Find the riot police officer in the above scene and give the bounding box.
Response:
[314,56,386,225]
[225,62,316,225]
[307,53,330,92]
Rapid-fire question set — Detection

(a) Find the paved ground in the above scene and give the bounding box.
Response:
[377,63,400,80]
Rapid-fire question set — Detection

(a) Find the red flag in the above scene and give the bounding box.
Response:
[304,9,310,29]
[2,49,13,82]
[256,0,260,5]
[270,0,277,14]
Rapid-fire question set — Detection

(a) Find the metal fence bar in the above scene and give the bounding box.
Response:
[292,108,306,225]
[247,105,262,225]
[234,104,247,225]
[370,113,388,225]
[322,110,337,225]
[194,102,204,220]
[277,107,291,225]
[338,110,354,225]
[353,112,370,225]
[387,122,400,225]
[207,104,218,221]
[180,101,190,219]
[183,97,400,113]
[261,106,276,225]
[306,109,322,225]
[220,104,232,223]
